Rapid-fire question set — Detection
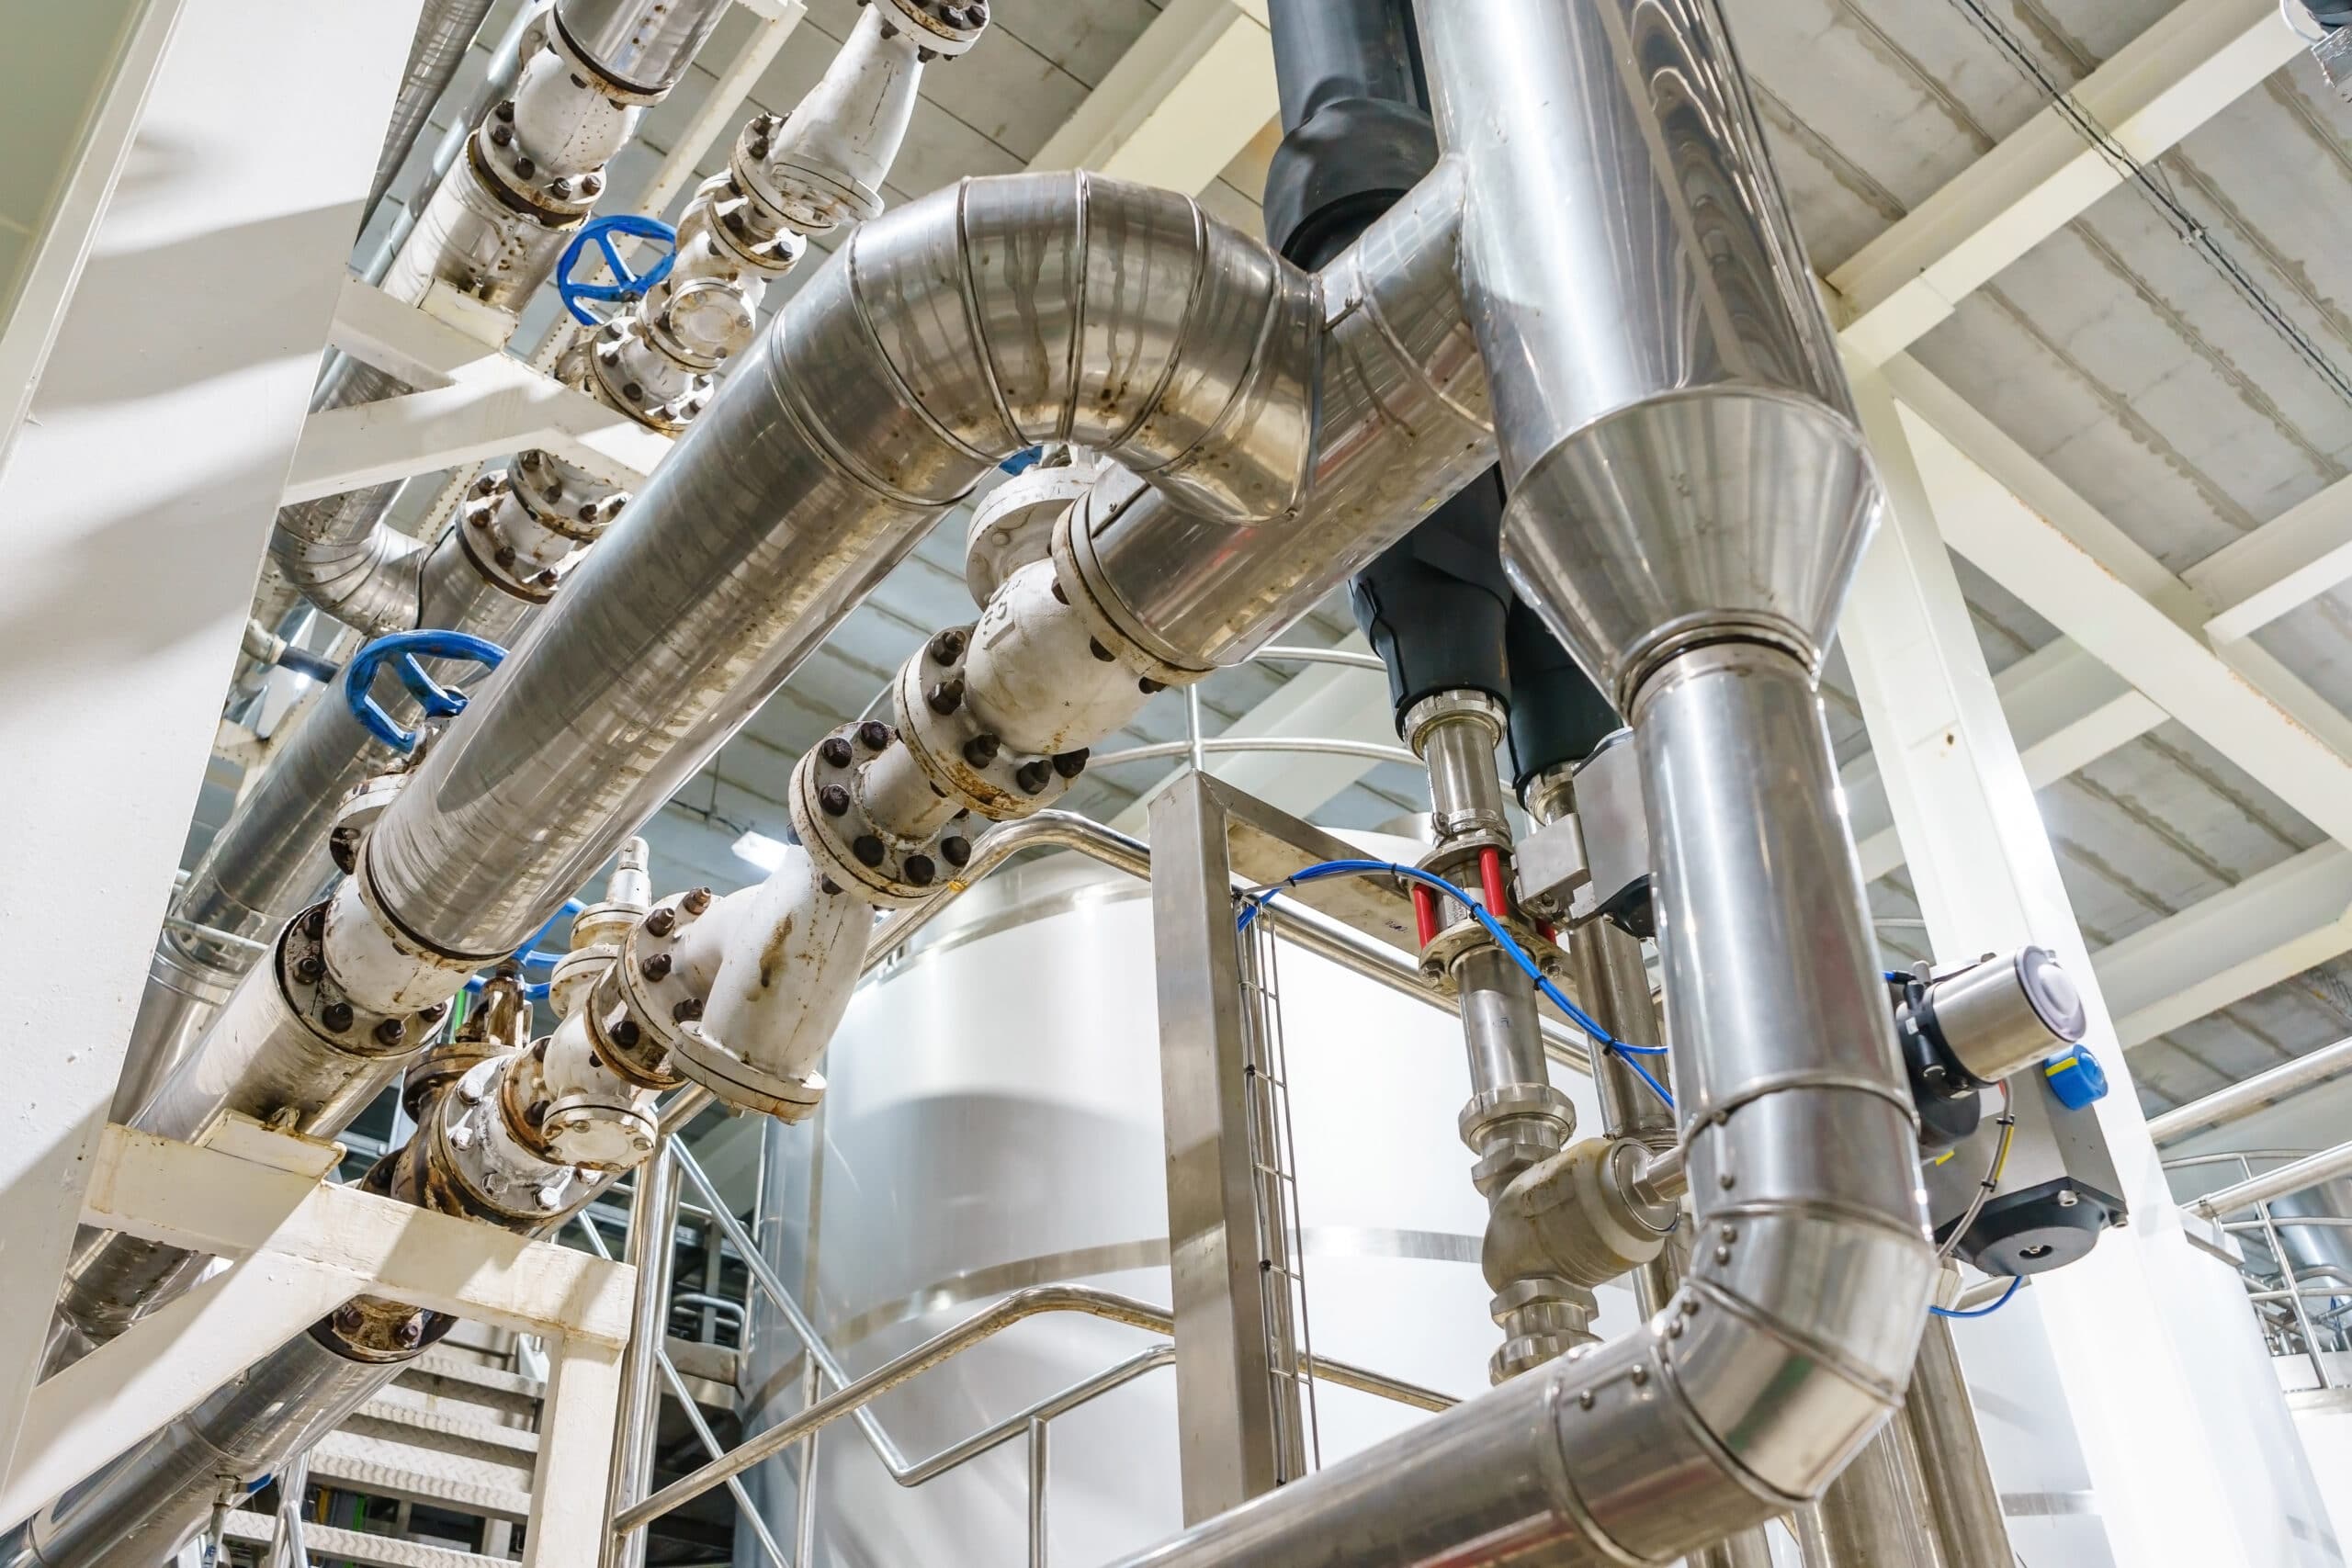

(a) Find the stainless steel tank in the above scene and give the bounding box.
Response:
[737,837,1634,1565]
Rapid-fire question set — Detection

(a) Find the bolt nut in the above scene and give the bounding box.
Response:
[329,826,360,874]
[494,99,514,122]
[644,907,676,937]
[640,952,673,982]
[904,853,936,887]
[494,544,518,568]
[1138,677,1165,694]
[818,783,852,817]
[852,834,887,867]
[582,173,603,195]
[551,176,571,198]
[611,1017,641,1048]
[673,997,704,1023]
[819,736,854,768]
[514,155,537,180]
[395,1315,425,1348]
[321,1001,355,1032]
[940,835,971,868]
[1014,760,1051,795]
[473,474,500,497]
[926,679,965,716]
[374,1017,406,1047]
[294,954,325,985]
[489,123,513,147]
[303,905,327,940]
[962,733,1001,767]
[334,1304,363,1332]
[420,1002,447,1024]
[682,887,712,915]
[856,719,891,751]
[1089,637,1114,663]
[1052,749,1089,779]
[928,628,967,664]
[623,381,645,401]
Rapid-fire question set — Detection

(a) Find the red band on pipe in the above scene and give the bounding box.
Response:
[1412,885,1442,947]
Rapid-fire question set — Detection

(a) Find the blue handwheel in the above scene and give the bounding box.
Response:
[557,214,679,326]
[344,629,509,752]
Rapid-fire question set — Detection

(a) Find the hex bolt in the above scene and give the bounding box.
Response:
[535,569,560,589]
[493,99,514,122]
[926,679,965,716]
[611,1017,642,1049]
[321,1001,355,1032]
[904,853,936,887]
[490,124,513,147]
[623,381,645,401]
[494,544,518,567]
[420,1002,447,1025]
[682,886,713,915]
[396,1315,425,1348]
[551,176,571,198]
[856,719,891,750]
[1138,677,1165,694]
[818,783,852,817]
[1052,749,1089,779]
[473,473,500,497]
[820,876,844,897]
[303,905,328,940]
[747,137,771,163]
[294,954,325,985]
[374,1018,406,1047]
[644,907,677,938]
[581,173,603,195]
[819,736,854,768]
[673,997,704,1023]
[334,1304,363,1333]
[962,733,1001,767]
[852,835,887,867]
[640,952,673,982]
[928,628,966,664]
[1014,760,1052,795]
[514,155,537,180]
[1089,637,1114,663]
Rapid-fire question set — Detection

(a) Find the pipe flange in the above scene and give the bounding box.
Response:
[1459,1082,1577,1148]
[669,1018,828,1122]
[457,515,560,604]
[967,451,1098,605]
[314,1295,451,1364]
[1050,493,1215,688]
[329,770,408,874]
[1418,912,1559,989]
[878,0,989,59]
[282,902,449,1061]
[605,893,718,1061]
[588,329,707,434]
[789,724,967,908]
[545,11,673,106]
[512,450,625,543]
[468,119,598,226]
[891,631,1091,819]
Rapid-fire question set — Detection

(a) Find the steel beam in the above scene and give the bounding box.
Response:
[1828,0,2296,366]
[0,0,422,1490]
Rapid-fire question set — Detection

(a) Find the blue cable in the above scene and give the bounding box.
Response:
[1929,1275,2022,1319]
[1237,859,1675,1110]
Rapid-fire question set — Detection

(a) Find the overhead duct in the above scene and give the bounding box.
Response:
[366,0,502,229]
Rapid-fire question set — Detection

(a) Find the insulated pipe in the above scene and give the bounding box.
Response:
[368,0,501,221]
[1901,1320,2017,1565]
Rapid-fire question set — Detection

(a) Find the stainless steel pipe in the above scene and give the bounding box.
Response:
[2191,1139,2352,1218]
[1901,1321,2015,1566]
[368,0,500,220]
[2148,1036,2352,1145]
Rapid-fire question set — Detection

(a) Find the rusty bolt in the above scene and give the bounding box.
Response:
[852,835,887,868]
[494,99,514,122]
[490,123,513,147]
[551,176,571,198]
[374,1017,406,1047]
[926,679,965,716]
[526,1099,548,1126]
[819,783,852,817]
[820,876,843,896]
[322,1001,355,1032]
[579,502,600,523]
[611,1017,641,1049]
[1138,677,1165,694]
[334,1304,363,1332]
[724,209,749,236]
[1089,637,1114,663]
[856,719,891,751]
[294,954,325,985]
[1052,749,1089,779]
[673,998,704,1023]
[473,474,500,497]
[329,826,360,874]
[640,952,673,982]
[494,544,518,568]
[644,907,676,937]
[303,905,328,940]
[420,1002,447,1024]
[928,628,966,664]
[682,886,712,915]
[396,1315,426,1348]
[903,853,936,887]
[546,481,563,502]
[469,510,491,530]
[1014,760,1051,795]
[623,381,645,401]
[747,137,771,163]
[940,835,971,868]
[962,733,1001,767]
[534,569,560,589]
[514,155,537,180]
[819,736,854,768]
[582,173,603,196]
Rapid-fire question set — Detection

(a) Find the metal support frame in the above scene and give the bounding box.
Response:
[0,1121,633,1538]
[1841,363,2330,1568]
[1148,771,1306,1521]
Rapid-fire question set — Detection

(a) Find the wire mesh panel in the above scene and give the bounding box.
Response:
[1233,897,1320,1480]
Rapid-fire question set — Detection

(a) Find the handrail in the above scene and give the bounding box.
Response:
[1089,737,1422,771]
[617,1143,1453,1536]
[2191,1141,2352,1218]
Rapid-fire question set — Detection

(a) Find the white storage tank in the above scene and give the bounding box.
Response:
[736,837,1634,1566]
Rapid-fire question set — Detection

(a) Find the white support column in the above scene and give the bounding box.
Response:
[526,1337,625,1568]
[1841,366,2335,1568]
[0,0,423,1489]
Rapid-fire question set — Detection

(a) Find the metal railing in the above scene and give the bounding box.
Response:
[2169,1146,2352,1389]
[602,1141,1452,1567]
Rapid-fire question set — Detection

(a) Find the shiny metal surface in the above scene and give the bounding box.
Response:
[1802,1408,1943,1568]
[607,1144,681,1568]
[2147,1037,2352,1145]
[1,1331,395,1568]
[369,0,500,218]
[1071,164,1492,670]
[555,0,732,94]
[1902,1320,2017,1567]
[1417,0,1877,707]
[1925,947,2085,1087]
[2193,1140,2352,1218]
[366,171,1451,960]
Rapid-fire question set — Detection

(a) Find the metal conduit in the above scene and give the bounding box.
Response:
[2148,1036,2352,1145]
[367,0,501,220]
[2193,1142,2352,1219]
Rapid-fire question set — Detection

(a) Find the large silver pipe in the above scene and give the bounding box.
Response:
[368,0,501,220]
[1901,1320,2016,1566]
[2148,1036,2352,1145]
[605,1143,680,1568]
[1797,1412,1942,1568]
[2191,1139,2352,1218]
[554,0,733,95]
[360,166,1477,962]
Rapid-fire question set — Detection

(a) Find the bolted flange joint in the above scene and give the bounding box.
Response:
[280,900,444,1066]
[788,720,972,908]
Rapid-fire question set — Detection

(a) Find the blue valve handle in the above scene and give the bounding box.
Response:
[344,630,508,753]
[557,214,679,326]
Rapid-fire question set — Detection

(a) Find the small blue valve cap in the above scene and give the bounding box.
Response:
[2043,1046,2109,1111]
